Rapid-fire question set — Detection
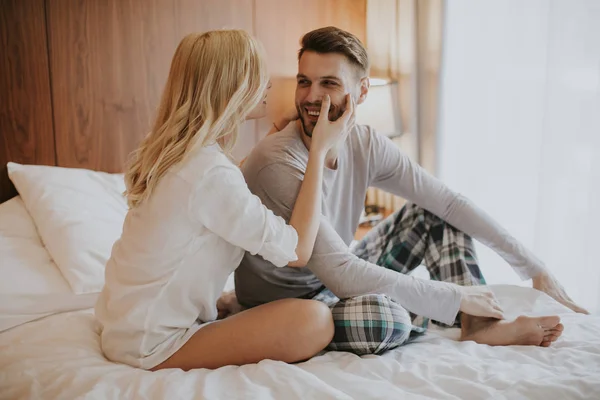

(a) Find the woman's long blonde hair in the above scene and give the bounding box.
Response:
[125,30,269,208]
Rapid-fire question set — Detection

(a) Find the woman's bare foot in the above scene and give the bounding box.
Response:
[216,290,243,319]
[460,315,563,347]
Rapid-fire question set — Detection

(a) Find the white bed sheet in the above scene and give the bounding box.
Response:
[0,197,98,332]
[1,285,598,400]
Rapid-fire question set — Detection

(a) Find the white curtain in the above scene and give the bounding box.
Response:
[439,0,600,313]
[365,0,444,213]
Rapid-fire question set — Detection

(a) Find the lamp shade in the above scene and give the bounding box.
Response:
[355,80,402,137]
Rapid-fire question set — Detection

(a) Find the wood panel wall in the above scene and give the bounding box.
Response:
[255,0,366,77]
[45,0,254,173]
[0,0,55,202]
[0,0,366,203]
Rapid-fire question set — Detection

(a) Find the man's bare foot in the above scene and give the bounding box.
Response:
[460,315,564,347]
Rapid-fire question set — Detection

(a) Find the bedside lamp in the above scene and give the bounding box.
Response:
[355,78,402,138]
[356,78,403,226]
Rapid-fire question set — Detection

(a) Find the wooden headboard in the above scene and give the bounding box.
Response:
[1,0,366,203]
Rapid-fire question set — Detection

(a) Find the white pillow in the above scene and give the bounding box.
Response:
[0,196,97,331]
[7,163,128,294]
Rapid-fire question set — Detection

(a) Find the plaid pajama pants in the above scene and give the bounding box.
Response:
[312,203,486,356]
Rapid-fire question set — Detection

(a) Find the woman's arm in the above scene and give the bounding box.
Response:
[286,94,354,267]
[285,148,326,266]
[194,95,353,268]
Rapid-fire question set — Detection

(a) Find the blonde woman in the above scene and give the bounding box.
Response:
[95,30,354,371]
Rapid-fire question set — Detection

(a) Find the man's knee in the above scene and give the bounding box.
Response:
[328,294,412,355]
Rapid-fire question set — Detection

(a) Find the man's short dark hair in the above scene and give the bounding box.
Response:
[298,26,370,77]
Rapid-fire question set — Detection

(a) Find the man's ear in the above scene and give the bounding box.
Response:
[357,77,370,105]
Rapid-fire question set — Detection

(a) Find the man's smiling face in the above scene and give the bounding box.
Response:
[295,51,360,137]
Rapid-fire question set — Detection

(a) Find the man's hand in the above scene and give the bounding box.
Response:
[533,271,589,314]
[459,285,505,319]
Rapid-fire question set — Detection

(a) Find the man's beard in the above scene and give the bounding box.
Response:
[296,102,345,138]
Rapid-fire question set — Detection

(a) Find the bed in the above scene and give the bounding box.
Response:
[1,163,599,400]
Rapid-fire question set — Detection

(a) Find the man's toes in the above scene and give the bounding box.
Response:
[538,316,561,329]
[543,330,562,343]
[545,323,564,332]
[544,323,564,338]
[538,319,563,347]
[543,334,557,342]
[549,329,563,339]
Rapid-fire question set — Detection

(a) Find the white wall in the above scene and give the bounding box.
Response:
[439,0,600,312]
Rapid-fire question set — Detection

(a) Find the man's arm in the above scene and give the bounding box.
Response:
[252,163,463,325]
[367,128,588,313]
[310,217,463,324]
[368,129,545,279]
